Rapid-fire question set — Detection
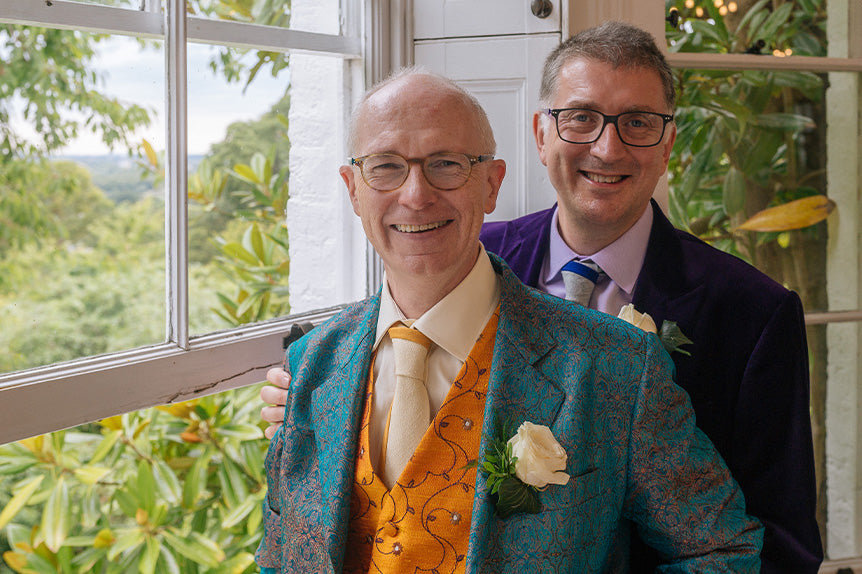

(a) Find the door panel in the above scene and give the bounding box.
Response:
[415,34,559,221]
[414,0,561,39]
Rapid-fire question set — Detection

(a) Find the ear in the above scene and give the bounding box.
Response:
[482,159,507,215]
[661,122,677,166]
[533,111,550,166]
[340,165,361,216]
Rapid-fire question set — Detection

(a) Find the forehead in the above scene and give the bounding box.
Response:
[551,57,668,113]
[354,80,484,156]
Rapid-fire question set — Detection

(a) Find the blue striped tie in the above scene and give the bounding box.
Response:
[561,259,600,307]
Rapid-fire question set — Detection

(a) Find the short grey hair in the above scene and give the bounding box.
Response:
[346,66,497,156]
[539,21,676,111]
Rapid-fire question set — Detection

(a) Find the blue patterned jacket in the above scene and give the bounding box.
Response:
[256,254,763,573]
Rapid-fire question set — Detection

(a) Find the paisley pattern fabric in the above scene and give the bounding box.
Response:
[343,309,498,574]
[255,254,764,574]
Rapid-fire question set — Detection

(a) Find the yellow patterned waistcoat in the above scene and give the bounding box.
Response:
[343,309,499,574]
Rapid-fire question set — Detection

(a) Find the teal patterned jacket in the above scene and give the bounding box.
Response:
[256,254,763,573]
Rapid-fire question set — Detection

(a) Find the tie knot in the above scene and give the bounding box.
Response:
[388,324,434,350]
[561,259,600,283]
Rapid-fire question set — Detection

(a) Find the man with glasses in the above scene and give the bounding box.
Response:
[262,21,821,572]
[480,21,822,573]
[255,69,763,573]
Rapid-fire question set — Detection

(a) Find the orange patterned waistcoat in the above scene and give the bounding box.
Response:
[343,308,500,574]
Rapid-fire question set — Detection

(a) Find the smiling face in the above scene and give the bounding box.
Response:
[340,75,506,310]
[534,57,676,254]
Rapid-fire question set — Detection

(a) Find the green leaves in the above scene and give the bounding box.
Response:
[0,385,270,573]
[0,475,44,530]
[477,417,542,519]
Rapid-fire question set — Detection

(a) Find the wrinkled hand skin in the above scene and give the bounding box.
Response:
[261,367,290,439]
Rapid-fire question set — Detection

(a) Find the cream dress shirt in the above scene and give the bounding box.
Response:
[368,245,501,468]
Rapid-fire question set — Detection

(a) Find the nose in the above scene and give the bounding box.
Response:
[397,162,437,209]
[589,120,628,161]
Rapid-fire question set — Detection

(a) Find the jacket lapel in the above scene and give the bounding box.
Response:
[633,200,708,328]
[466,256,566,571]
[307,299,379,572]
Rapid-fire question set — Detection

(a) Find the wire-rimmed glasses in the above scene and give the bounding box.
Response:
[545,107,674,148]
[349,152,495,192]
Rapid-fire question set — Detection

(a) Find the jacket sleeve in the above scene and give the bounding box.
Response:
[624,335,764,573]
[731,291,822,573]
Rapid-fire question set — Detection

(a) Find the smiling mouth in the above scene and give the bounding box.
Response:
[393,221,450,233]
[583,171,626,184]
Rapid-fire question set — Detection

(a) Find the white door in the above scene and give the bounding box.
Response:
[412,0,562,222]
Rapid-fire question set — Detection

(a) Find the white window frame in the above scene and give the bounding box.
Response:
[0,0,363,445]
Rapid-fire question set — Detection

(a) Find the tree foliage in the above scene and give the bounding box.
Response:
[1,4,294,569]
[665,0,829,271]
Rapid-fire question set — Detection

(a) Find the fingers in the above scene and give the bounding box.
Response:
[264,424,280,440]
[266,367,291,389]
[260,384,289,407]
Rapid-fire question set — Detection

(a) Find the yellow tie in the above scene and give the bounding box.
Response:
[381,323,434,487]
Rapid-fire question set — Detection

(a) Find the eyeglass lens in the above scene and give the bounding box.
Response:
[360,153,474,191]
[555,109,667,146]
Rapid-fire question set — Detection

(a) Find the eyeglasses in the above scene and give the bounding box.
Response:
[349,152,494,192]
[545,107,674,148]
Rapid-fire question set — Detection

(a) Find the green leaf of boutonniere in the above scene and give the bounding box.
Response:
[494,476,541,519]
[659,320,693,356]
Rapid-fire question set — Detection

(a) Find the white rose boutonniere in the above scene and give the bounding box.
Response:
[617,303,693,356]
[508,422,570,488]
[617,304,658,333]
[475,419,570,518]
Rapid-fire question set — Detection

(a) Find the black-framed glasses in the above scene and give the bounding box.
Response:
[545,107,674,148]
[349,152,494,192]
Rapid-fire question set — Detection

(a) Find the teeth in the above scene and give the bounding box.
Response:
[395,221,447,233]
[586,172,623,184]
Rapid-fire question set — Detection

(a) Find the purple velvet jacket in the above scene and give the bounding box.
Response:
[480,200,822,574]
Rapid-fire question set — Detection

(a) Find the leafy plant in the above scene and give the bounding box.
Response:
[0,386,268,573]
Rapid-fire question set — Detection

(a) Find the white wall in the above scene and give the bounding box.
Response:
[288,0,368,313]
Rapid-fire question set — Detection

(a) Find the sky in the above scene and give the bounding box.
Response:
[19,35,289,157]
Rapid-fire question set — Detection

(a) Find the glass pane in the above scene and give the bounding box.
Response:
[187,0,290,29]
[667,66,829,311]
[0,29,166,374]
[0,384,268,569]
[665,0,827,57]
[186,43,291,335]
[67,0,141,8]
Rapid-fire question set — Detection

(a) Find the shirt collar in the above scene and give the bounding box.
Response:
[375,244,501,362]
[544,204,653,296]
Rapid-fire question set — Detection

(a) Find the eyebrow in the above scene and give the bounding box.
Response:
[557,102,664,114]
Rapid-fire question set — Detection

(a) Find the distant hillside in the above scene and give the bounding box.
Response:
[59,155,204,204]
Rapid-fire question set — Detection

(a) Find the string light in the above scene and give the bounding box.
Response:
[719,5,728,15]
[695,6,704,17]
[714,0,723,7]
[685,0,695,7]
[728,1,738,11]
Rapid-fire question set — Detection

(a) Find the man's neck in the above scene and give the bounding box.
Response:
[557,203,651,256]
[385,248,482,319]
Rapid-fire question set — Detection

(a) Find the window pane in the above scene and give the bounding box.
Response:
[187,0,290,28]
[667,66,830,311]
[186,43,291,335]
[0,30,166,374]
[665,0,827,57]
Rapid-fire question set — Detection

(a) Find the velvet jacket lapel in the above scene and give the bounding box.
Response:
[630,200,708,330]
